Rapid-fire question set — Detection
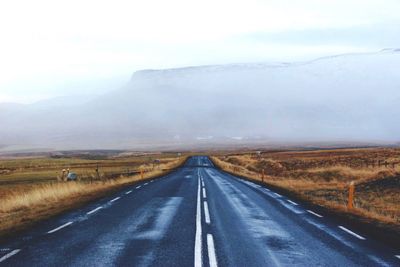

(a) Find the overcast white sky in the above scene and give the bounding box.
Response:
[0,0,399,103]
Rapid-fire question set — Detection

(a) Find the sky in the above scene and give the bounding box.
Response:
[0,0,399,104]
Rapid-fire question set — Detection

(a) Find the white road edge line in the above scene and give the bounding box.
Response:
[47,222,73,234]
[195,176,202,267]
[136,186,141,189]
[395,255,400,260]
[287,200,298,205]
[125,190,132,195]
[274,193,282,197]
[306,210,323,218]
[87,206,103,215]
[207,234,218,267]
[0,249,21,263]
[110,197,121,203]
[203,188,207,198]
[339,226,366,240]
[204,201,211,224]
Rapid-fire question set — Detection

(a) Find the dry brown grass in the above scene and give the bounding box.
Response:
[211,148,400,226]
[0,154,186,237]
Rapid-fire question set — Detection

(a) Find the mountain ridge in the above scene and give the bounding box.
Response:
[1,50,399,151]
[130,49,400,79]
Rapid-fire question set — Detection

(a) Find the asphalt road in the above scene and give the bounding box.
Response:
[1,156,399,266]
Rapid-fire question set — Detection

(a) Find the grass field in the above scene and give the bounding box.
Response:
[2,147,399,238]
[0,151,185,237]
[211,147,400,227]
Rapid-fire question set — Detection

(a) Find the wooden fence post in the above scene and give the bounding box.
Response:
[347,181,355,210]
[95,163,100,182]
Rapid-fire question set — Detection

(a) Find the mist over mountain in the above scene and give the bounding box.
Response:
[1,50,399,152]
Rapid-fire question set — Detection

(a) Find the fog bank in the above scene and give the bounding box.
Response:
[1,50,399,151]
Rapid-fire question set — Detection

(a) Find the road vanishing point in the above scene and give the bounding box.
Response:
[0,156,399,266]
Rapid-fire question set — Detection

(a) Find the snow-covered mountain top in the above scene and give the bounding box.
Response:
[131,49,400,80]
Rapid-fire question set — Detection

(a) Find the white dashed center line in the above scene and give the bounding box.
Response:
[194,176,202,267]
[203,188,207,198]
[87,206,103,215]
[136,186,141,189]
[287,200,298,205]
[110,197,120,203]
[207,234,218,267]
[274,193,282,197]
[204,201,211,224]
[47,222,73,234]
[0,249,21,263]
[144,182,148,185]
[306,210,323,218]
[339,226,366,240]
[395,255,400,260]
[125,190,132,195]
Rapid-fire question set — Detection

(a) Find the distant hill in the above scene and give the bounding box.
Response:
[1,50,399,151]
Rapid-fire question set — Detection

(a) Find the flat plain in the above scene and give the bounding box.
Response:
[0,151,184,237]
[212,147,400,227]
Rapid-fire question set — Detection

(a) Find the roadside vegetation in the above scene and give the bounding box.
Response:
[0,151,186,237]
[211,148,400,228]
